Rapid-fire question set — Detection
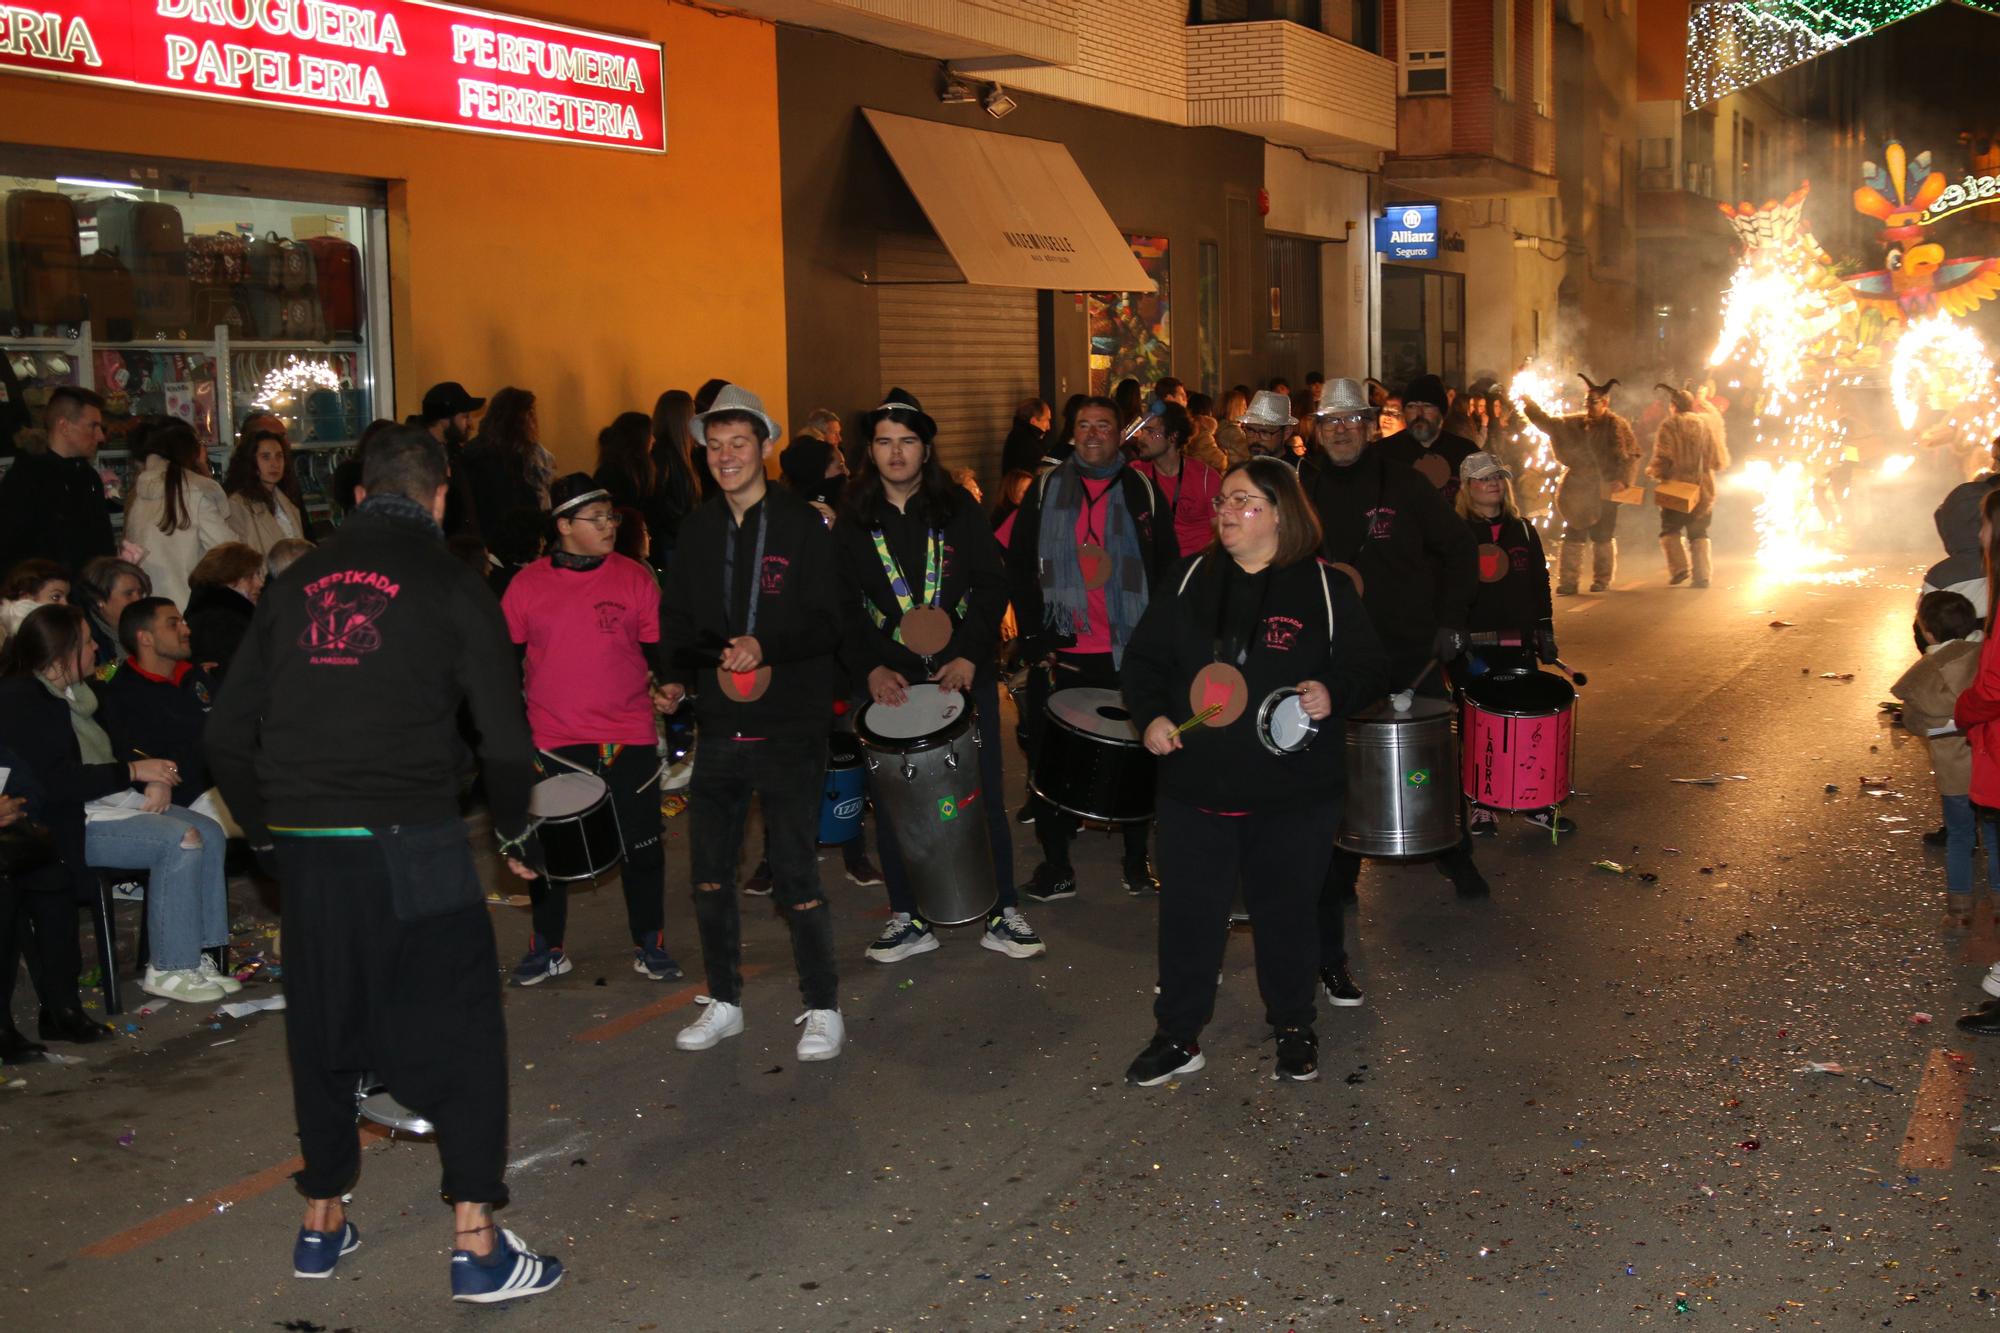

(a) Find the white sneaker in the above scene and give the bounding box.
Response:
[794,1008,844,1061]
[1984,963,2000,999]
[197,954,244,995]
[674,997,744,1051]
[142,965,225,1003]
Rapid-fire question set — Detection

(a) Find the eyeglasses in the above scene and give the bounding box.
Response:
[569,512,623,529]
[1211,492,1268,517]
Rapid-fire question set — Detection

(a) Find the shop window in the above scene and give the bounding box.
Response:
[1380,266,1464,385]
[1088,235,1171,396]
[1,150,387,527]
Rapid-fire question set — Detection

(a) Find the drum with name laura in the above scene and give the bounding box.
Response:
[528,772,623,883]
[856,683,996,926]
[1032,687,1155,824]
[1460,668,1576,811]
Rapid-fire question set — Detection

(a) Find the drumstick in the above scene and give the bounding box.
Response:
[1167,704,1223,739]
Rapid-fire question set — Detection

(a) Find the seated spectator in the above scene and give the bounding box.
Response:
[266,537,314,580]
[74,556,150,663]
[0,605,231,1004]
[0,558,71,649]
[123,416,234,609]
[184,543,265,680]
[95,597,217,812]
[222,427,308,555]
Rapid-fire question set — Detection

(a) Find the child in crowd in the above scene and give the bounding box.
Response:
[1895,589,1991,926]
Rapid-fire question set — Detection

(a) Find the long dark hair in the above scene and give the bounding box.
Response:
[596,411,657,500]
[842,403,961,525]
[130,417,206,535]
[0,602,90,679]
[473,387,538,481]
[651,389,703,506]
[222,428,305,514]
[1983,487,2000,636]
[1208,457,1323,568]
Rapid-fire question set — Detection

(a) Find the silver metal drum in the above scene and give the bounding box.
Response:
[1337,693,1461,857]
[856,684,998,927]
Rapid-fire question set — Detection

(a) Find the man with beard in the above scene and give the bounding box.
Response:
[1304,380,1487,918]
[1128,399,1222,558]
[419,381,486,538]
[1234,390,1299,465]
[1377,374,1477,505]
[1523,376,1640,595]
[1008,396,1179,901]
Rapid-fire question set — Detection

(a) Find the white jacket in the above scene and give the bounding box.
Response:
[123,455,234,609]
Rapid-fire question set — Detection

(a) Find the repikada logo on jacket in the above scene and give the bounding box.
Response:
[760,555,789,595]
[300,570,400,666]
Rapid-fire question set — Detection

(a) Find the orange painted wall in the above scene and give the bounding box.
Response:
[2,1,788,474]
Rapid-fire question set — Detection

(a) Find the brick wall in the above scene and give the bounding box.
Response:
[1001,0,1191,125]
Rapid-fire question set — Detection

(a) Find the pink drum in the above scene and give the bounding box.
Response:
[1460,668,1576,810]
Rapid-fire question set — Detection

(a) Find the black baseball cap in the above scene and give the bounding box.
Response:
[420,381,485,421]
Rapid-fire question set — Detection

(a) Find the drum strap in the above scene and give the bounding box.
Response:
[862,525,971,638]
[722,503,769,638]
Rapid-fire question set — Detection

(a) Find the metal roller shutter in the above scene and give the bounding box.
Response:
[876,233,1039,487]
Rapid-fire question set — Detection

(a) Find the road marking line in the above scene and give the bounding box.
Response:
[570,963,773,1043]
[82,1123,389,1259]
[1897,1047,1971,1171]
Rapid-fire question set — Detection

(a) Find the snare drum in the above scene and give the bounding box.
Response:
[1032,687,1155,823]
[856,684,996,926]
[529,772,623,882]
[1255,687,1318,755]
[1459,668,1577,810]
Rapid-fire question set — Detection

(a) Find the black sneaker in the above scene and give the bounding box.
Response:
[1015,803,1036,825]
[1122,859,1160,895]
[1020,865,1076,902]
[1273,1026,1319,1081]
[743,860,774,897]
[843,855,885,887]
[1319,963,1364,1008]
[1467,806,1498,837]
[1125,1034,1204,1087]
[1522,810,1577,835]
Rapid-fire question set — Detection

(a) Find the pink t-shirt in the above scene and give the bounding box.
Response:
[502,554,660,749]
[1069,481,1114,656]
[1135,455,1221,557]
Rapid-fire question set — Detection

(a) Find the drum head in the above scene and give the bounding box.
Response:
[1048,688,1141,743]
[529,772,608,818]
[859,683,968,746]
[1462,668,1575,716]
[1258,689,1315,753]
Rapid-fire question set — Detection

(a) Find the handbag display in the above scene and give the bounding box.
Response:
[4,190,85,327]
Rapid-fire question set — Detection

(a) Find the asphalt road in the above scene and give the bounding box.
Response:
[4,524,1996,1332]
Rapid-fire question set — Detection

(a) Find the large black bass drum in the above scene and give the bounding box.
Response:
[1031,687,1155,824]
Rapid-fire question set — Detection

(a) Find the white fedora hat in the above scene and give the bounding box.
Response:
[1313,377,1372,418]
[694,384,783,444]
[1236,389,1297,429]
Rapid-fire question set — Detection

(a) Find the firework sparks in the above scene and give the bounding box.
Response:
[1890,315,1994,430]
[1505,365,1574,530]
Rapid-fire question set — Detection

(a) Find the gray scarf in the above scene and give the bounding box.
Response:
[44,675,113,766]
[1037,456,1147,664]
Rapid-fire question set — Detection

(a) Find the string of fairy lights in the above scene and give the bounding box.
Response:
[1684,1,1998,107]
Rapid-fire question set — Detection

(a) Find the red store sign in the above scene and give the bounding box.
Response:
[0,1,666,153]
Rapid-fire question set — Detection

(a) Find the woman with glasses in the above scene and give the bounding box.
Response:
[499,474,682,989]
[1118,458,1387,1088]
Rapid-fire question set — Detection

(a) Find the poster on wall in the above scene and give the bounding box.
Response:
[1089,235,1170,396]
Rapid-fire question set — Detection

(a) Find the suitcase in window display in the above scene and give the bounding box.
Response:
[97,199,193,338]
[81,249,136,342]
[5,190,85,328]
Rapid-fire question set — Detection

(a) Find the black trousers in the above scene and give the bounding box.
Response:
[1023,652,1151,871]
[0,864,73,1021]
[1154,795,1339,1044]
[879,677,1017,915]
[276,837,509,1205]
[527,743,665,952]
[687,735,838,1010]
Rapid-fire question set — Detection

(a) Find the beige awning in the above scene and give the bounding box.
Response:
[862,108,1154,293]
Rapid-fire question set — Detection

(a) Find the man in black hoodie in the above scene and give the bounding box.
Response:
[1305,400,1490,901]
[206,426,564,1305]
[660,385,848,1064]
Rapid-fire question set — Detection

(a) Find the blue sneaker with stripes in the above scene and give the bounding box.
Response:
[292,1219,360,1278]
[450,1228,565,1304]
